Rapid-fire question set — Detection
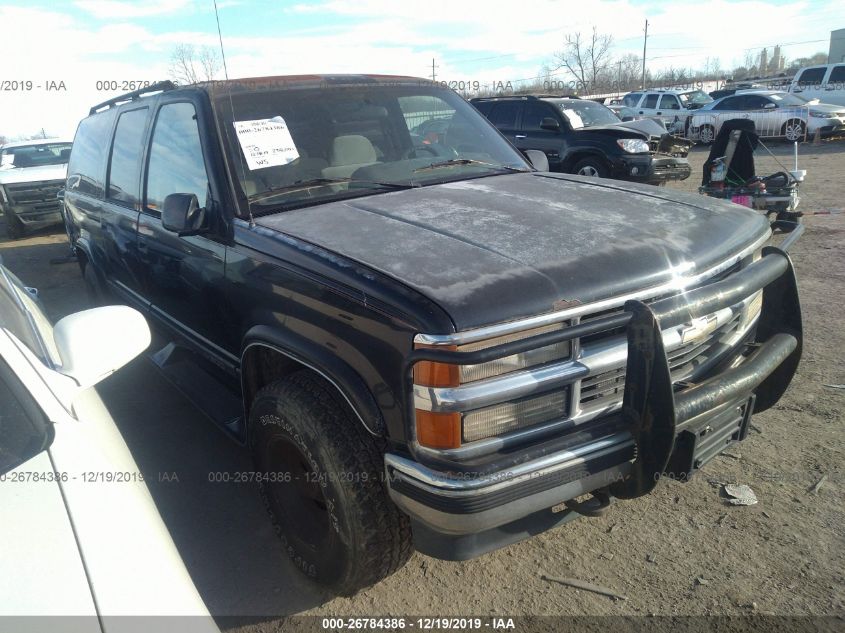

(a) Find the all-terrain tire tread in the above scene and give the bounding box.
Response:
[251,370,412,595]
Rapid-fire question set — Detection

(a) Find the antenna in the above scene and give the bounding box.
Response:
[213,0,255,227]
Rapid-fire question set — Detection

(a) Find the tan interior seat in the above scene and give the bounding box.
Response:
[322,135,378,180]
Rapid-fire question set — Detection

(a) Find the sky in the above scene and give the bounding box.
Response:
[0,0,842,138]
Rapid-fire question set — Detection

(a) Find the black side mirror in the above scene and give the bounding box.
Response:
[540,117,561,131]
[621,115,635,122]
[523,150,549,172]
[162,193,205,236]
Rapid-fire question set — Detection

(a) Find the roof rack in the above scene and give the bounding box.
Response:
[89,80,178,115]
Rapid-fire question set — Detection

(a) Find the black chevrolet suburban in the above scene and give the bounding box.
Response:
[472,95,692,184]
[64,76,802,596]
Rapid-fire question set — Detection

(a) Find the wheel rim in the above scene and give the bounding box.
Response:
[785,121,804,141]
[266,437,331,551]
[578,165,599,177]
[700,126,714,143]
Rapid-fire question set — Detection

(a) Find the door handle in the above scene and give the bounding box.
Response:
[515,134,527,139]
[656,112,662,115]
[639,111,644,114]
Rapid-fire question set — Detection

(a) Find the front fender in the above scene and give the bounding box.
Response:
[241,325,386,438]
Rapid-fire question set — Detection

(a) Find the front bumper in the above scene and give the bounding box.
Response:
[388,232,802,560]
[5,204,63,229]
[610,154,691,183]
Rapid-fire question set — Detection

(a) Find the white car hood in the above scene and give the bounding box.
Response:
[0,163,67,185]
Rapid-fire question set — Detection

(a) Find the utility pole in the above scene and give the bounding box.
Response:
[431,58,438,82]
[641,19,648,89]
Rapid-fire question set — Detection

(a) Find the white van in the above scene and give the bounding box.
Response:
[789,63,845,107]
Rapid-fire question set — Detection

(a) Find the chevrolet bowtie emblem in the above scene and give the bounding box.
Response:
[678,314,719,344]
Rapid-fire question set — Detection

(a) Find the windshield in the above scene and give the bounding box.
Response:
[554,100,620,128]
[768,92,810,106]
[678,90,713,107]
[0,142,72,169]
[214,82,530,215]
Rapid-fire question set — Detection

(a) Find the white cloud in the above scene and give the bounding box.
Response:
[73,0,194,19]
[1,0,841,138]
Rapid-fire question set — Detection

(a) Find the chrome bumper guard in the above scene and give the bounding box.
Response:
[387,230,802,549]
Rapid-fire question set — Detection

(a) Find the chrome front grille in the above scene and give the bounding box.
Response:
[578,311,745,412]
[5,179,64,209]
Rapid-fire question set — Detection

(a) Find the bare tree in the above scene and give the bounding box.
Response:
[550,27,614,92]
[169,44,221,85]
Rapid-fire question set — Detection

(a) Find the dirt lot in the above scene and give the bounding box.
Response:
[1,139,842,628]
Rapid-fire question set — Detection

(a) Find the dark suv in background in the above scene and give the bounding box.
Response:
[471,95,691,184]
[63,76,800,596]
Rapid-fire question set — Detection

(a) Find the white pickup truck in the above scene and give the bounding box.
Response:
[0,138,72,239]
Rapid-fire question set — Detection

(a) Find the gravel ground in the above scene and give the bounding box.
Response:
[0,137,842,629]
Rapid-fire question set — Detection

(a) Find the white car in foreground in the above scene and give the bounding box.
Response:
[0,261,218,633]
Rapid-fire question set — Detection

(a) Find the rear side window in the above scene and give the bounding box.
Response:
[642,94,659,109]
[829,65,845,83]
[488,102,520,128]
[107,108,148,208]
[145,102,209,215]
[796,67,826,86]
[67,110,116,198]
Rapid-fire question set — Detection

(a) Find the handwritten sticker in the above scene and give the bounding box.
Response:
[233,116,300,170]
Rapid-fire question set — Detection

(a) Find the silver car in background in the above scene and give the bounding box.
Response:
[689,91,845,144]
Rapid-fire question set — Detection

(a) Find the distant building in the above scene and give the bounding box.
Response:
[759,48,768,74]
[830,28,845,63]
[771,45,784,72]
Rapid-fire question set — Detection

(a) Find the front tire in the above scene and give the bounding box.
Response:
[249,371,412,595]
[572,157,609,178]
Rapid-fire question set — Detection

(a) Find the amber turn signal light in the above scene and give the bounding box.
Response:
[415,409,462,449]
[412,343,459,388]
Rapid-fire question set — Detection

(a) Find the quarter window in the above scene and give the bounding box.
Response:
[145,103,209,214]
[107,108,148,207]
[67,110,116,198]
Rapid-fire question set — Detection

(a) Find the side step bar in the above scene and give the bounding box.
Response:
[150,342,244,442]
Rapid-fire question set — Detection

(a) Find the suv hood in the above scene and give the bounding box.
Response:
[0,163,67,185]
[256,172,769,331]
[575,124,647,139]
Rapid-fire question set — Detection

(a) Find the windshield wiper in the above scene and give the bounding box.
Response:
[413,159,528,174]
[248,177,417,204]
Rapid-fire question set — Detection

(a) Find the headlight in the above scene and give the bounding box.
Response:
[809,110,830,118]
[462,390,569,443]
[413,324,573,448]
[617,139,649,153]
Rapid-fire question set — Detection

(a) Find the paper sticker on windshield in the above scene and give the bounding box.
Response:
[233,117,299,170]
[561,109,584,129]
